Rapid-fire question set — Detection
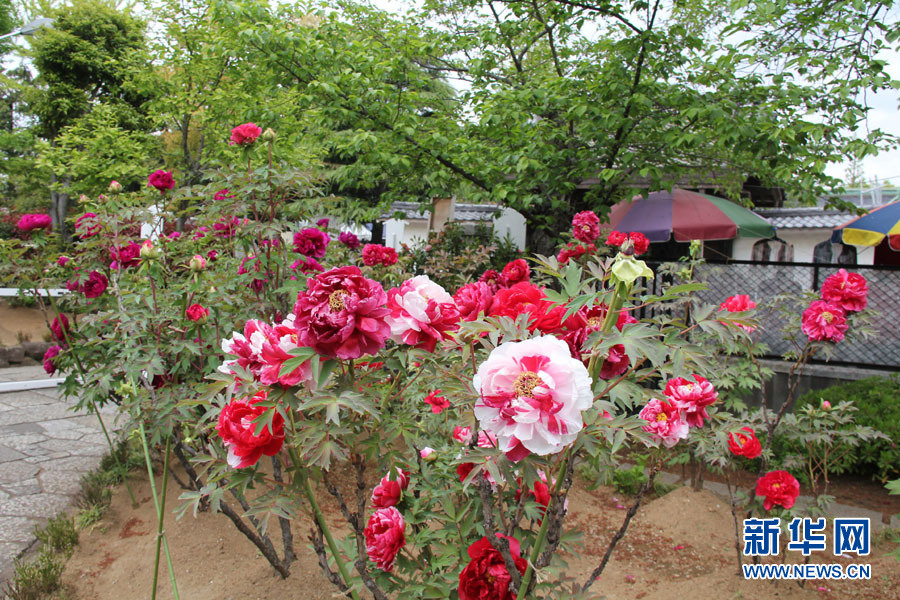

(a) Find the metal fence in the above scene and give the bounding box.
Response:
[645,260,900,370]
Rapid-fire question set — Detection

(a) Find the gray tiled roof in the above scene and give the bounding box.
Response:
[382,202,499,222]
[755,208,856,229]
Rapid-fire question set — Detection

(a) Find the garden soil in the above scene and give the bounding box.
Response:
[58,468,900,599]
[0,301,49,346]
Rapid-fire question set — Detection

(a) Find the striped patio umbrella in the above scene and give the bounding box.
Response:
[606,189,775,242]
[831,200,900,250]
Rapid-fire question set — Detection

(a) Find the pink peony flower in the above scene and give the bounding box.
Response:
[50,314,70,343]
[216,390,284,468]
[424,389,450,414]
[500,259,530,286]
[80,271,108,299]
[453,425,473,445]
[572,210,602,243]
[638,398,689,447]
[386,276,460,352]
[220,319,269,377]
[338,231,360,249]
[801,300,848,343]
[364,507,405,572]
[420,446,437,461]
[293,228,330,258]
[229,122,262,146]
[454,282,494,322]
[166,231,181,241]
[192,226,209,240]
[186,303,209,323]
[42,345,62,375]
[316,218,330,228]
[293,266,391,359]
[473,336,593,458]
[362,243,399,266]
[257,316,314,387]
[664,374,718,428]
[755,470,800,511]
[820,269,868,312]
[16,213,52,231]
[561,303,636,378]
[147,170,174,192]
[74,213,101,238]
[289,257,324,274]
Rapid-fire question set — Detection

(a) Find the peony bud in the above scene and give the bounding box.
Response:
[188,254,207,271]
[139,239,161,260]
[419,447,437,462]
[78,194,90,204]
[261,127,277,143]
[821,400,832,411]
[108,180,122,193]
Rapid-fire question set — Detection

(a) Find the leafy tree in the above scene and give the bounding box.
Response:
[25,0,154,237]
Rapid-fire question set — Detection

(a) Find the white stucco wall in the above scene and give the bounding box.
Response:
[733,229,875,265]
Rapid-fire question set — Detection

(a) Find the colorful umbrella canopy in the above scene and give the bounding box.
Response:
[606,189,775,242]
[831,200,900,250]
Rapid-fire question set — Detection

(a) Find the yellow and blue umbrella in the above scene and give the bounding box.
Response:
[831,200,900,250]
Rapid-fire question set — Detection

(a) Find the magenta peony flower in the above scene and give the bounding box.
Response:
[478,269,503,293]
[316,218,330,229]
[474,336,593,458]
[453,282,494,322]
[74,213,101,238]
[293,228,330,258]
[216,390,284,468]
[801,300,848,343]
[664,374,718,428]
[214,216,245,238]
[42,345,62,375]
[364,507,405,572]
[57,256,70,267]
[386,275,460,352]
[638,398,689,448]
[820,269,868,312]
[213,189,233,202]
[362,243,398,266]
[292,266,391,360]
[16,213,52,232]
[572,210,602,243]
[109,242,141,270]
[147,170,174,192]
[50,314,70,343]
[80,271,108,299]
[338,231,360,249]
[290,257,324,274]
[229,122,262,146]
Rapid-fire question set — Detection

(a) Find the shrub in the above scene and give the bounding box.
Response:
[795,375,900,482]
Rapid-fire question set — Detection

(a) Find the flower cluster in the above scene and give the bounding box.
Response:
[800,269,867,343]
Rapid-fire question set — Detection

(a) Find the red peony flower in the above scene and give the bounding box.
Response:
[728,426,762,459]
[50,314,70,343]
[454,281,494,322]
[293,266,391,359]
[16,213,52,231]
[500,259,530,286]
[338,231,360,249]
[424,389,450,414]
[606,230,627,247]
[606,230,649,255]
[755,470,800,510]
[557,242,596,265]
[719,294,757,332]
[458,534,528,600]
[80,270,108,299]
[453,425,473,445]
[561,303,636,378]
[572,210,601,244]
[362,243,399,266]
[364,507,406,572]
[801,300,848,343]
[664,374,718,428]
[229,122,262,146]
[42,345,62,375]
[457,462,476,483]
[820,269,868,312]
[216,390,284,468]
[371,477,403,509]
[147,170,174,192]
[489,282,566,334]
[186,303,209,323]
[386,275,460,352]
[293,228,330,258]
[515,472,552,523]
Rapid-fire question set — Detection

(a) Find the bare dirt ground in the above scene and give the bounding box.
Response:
[0,300,49,346]
[58,468,900,600]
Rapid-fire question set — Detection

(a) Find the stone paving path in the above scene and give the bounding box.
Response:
[0,366,117,585]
